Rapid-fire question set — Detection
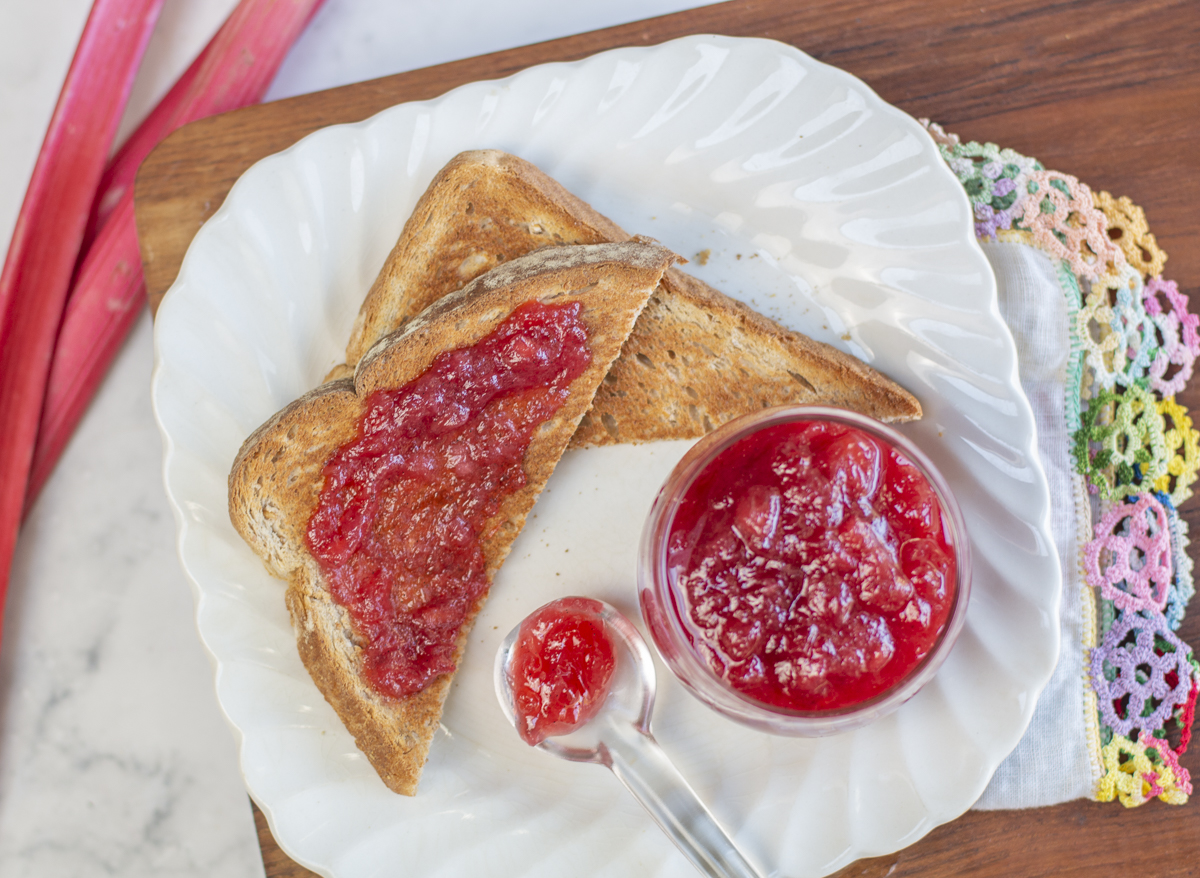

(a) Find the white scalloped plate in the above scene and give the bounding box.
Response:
[152,35,1061,878]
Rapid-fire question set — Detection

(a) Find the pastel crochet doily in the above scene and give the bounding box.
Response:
[928,121,1198,808]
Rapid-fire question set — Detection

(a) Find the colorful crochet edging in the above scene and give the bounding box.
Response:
[926,121,1199,807]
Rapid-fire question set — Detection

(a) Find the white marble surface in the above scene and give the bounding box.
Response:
[0,2,713,875]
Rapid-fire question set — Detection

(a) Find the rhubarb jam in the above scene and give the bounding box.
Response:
[305,301,591,699]
[664,418,958,713]
[507,597,617,746]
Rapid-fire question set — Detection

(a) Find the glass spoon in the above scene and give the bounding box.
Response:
[493,598,765,878]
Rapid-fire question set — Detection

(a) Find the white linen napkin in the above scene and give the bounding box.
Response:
[972,241,1101,808]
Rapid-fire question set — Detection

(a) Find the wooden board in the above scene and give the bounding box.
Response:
[132,1,1200,876]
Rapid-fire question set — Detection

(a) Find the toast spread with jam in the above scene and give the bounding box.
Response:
[229,241,677,794]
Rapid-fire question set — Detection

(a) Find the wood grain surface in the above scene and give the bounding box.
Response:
[132,0,1200,875]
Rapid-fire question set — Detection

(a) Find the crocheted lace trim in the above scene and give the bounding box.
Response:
[926,121,1198,807]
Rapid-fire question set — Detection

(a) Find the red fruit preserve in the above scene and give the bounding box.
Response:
[305,301,591,700]
[664,417,958,713]
[507,597,617,746]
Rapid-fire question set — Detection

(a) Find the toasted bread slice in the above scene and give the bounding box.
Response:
[229,241,677,795]
[574,268,921,445]
[337,149,920,431]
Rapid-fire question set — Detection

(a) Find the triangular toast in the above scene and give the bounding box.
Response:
[574,268,922,444]
[337,150,921,433]
[228,240,677,794]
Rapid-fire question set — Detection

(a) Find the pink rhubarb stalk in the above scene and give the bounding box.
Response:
[26,0,328,508]
[80,43,208,252]
[0,0,164,625]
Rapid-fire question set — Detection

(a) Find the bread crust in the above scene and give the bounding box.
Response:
[340,150,921,435]
[346,150,626,366]
[229,241,677,794]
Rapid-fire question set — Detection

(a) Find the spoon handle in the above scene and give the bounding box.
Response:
[602,725,764,878]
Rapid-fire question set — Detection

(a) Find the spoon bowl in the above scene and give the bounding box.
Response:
[494,599,654,761]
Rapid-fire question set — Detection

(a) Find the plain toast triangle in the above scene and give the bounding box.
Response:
[574,268,922,445]
[229,240,677,794]
[338,150,921,435]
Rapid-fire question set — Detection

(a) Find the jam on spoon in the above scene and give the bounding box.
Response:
[507,596,616,745]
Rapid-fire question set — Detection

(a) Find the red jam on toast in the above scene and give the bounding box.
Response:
[306,301,591,698]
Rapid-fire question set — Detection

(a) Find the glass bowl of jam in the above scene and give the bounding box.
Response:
[638,405,971,736]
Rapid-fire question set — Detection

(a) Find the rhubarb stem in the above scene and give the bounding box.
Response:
[0,0,164,624]
[25,0,328,509]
